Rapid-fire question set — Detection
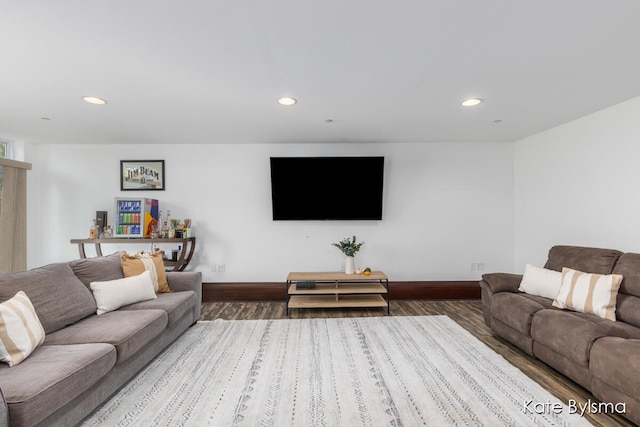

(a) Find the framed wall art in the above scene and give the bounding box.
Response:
[120,160,165,191]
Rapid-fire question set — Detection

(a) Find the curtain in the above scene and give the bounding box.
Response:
[0,159,31,273]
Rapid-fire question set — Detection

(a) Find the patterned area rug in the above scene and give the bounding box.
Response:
[81,316,592,426]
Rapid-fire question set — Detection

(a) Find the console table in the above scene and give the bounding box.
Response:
[70,237,196,271]
[286,271,389,315]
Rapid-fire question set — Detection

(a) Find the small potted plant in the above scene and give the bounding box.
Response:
[332,236,364,274]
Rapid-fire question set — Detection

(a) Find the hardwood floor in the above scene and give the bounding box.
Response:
[200,300,634,427]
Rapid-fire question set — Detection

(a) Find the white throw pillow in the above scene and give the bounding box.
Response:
[90,270,157,315]
[518,264,563,299]
[552,267,622,321]
[0,291,46,367]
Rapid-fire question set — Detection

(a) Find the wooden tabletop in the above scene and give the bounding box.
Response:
[287,271,387,281]
[70,237,195,244]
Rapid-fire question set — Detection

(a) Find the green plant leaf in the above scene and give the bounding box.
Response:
[331,236,364,257]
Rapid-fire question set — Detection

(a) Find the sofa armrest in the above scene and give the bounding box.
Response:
[480,273,522,294]
[0,386,8,427]
[166,271,202,293]
[166,271,202,322]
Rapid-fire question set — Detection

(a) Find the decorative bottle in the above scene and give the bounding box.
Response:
[165,210,176,239]
[89,219,98,239]
[161,210,169,238]
[168,214,175,239]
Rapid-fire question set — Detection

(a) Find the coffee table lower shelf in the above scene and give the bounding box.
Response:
[285,271,390,315]
[288,294,388,309]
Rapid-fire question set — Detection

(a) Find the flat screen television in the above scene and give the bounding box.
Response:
[270,156,384,220]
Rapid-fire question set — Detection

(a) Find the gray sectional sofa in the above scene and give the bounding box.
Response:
[480,245,640,425]
[0,252,202,426]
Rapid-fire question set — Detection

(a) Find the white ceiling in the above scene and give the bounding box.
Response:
[2,1,640,145]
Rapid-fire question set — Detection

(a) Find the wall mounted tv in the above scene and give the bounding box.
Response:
[270,156,384,221]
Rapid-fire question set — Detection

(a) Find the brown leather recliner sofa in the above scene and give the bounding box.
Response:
[480,245,640,426]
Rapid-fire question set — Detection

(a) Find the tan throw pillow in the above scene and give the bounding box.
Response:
[120,252,171,293]
[553,267,622,321]
[0,291,46,367]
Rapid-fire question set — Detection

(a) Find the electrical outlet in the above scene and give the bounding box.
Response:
[216,264,225,272]
[470,263,477,270]
[477,263,485,271]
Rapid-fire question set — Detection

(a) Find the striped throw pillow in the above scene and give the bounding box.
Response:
[552,268,623,321]
[120,252,171,293]
[0,291,46,367]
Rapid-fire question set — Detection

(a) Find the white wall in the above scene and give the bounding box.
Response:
[514,95,640,270]
[25,142,514,282]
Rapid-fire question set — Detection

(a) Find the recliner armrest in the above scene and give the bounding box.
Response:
[480,272,522,294]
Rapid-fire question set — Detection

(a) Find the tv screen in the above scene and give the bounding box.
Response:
[270,156,384,220]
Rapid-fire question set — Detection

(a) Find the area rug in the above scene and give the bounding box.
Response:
[81,316,592,426]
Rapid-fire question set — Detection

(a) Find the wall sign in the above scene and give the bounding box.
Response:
[120,160,165,191]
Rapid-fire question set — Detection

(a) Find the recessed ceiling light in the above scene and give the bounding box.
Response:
[277,97,297,106]
[461,98,483,107]
[83,96,107,105]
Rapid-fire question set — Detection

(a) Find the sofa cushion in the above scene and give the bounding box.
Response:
[0,291,45,367]
[518,264,562,299]
[571,311,640,339]
[490,292,550,336]
[0,263,97,334]
[532,310,601,367]
[552,268,622,321]
[120,291,197,326]
[590,337,640,408]
[612,252,640,297]
[0,343,116,427]
[531,310,640,367]
[90,270,157,315]
[44,310,167,363]
[616,293,640,329]
[543,245,622,274]
[70,252,124,288]
[609,253,640,328]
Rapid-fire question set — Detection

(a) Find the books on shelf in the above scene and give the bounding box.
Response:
[296,281,316,290]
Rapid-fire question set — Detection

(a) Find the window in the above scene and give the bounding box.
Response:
[0,141,5,214]
[0,156,31,272]
[0,164,3,214]
[0,141,9,218]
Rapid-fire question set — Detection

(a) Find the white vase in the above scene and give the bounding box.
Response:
[345,256,355,274]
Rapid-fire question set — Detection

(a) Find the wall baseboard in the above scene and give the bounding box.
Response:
[202,280,480,302]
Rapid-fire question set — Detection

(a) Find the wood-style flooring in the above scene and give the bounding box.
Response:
[200,300,634,427]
